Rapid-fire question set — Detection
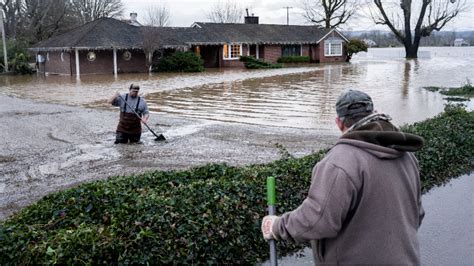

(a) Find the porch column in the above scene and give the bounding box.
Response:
[113,48,118,76]
[256,44,259,59]
[75,48,80,78]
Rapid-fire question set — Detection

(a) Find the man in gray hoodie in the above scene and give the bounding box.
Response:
[262,90,425,264]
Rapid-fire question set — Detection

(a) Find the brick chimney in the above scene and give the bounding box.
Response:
[130,12,138,23]
[244,9,259,24]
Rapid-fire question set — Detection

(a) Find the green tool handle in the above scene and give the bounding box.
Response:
[266,176,277,266]
[267,176,276,206]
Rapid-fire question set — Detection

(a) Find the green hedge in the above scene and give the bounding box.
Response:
[152,51,204,72]
[277,56,310,63]
[1,105,472,264]
[240,56,282,69]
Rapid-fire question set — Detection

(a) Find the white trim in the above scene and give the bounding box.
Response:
[316,28,349,44]
[75,48,80,78]
[223,43,243,60]
[247,44,250,56]
[190,22,202,28]
[113,48,117,76]
[256,44,259,59]
[300,45,303,56]
[324,40,343,57]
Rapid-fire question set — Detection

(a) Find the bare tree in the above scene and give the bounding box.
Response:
[143,2,171,27]
[0,0,23,39]
[369,0,469,58]
[206,0,243,23]
[69,0,124,24]
[302,0,359,28]
[20,0,75,42]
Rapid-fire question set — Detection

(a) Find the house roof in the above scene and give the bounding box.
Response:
[29,18,143,51]
[29,18,349,51]
[187,22,343,45]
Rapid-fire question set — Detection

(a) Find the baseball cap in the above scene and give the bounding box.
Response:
[129,84,140,90]
[336,89,374,118]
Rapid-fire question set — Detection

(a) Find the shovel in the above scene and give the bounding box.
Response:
[118,94,166,141]
[267,176,278,266]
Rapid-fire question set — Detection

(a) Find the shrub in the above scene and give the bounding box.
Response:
[0,39,33,74]
[277,56,310,63]
[10,53,34,74]
[240,56,282,69]
[402,104,473,192]
[1,105,472,264]
[152,51,204,72]
[345,39,368,61]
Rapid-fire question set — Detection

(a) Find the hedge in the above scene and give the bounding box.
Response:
[240,56,282,69]
[152,51,204,72]
[0,105,472,264]
[277,56,310,63]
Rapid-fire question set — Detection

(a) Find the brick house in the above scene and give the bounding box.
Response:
[29,16,348,75]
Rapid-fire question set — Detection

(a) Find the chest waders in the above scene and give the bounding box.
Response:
[117,93,142,135]
[117,94,166,141]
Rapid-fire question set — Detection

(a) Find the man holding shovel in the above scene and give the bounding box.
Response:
[109,84,149,144]
[261,90,425,264]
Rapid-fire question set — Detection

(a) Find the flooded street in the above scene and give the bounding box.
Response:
[1,46,473,224]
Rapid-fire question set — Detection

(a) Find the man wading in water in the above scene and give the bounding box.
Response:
[109,84,150,144]
[261,89,425,264]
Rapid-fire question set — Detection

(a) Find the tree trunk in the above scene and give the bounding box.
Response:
[405,43,419,59]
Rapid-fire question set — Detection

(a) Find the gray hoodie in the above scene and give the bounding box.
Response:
[273,119,425,265]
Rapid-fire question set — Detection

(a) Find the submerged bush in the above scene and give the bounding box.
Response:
[1,105,472,264]
[0,39,33,74]
[152,51,204,72]
[240,56,282,69]
[277,56,310,63]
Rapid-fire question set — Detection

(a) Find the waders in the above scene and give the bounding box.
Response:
[267,176,278,266]
[118,94,166,141]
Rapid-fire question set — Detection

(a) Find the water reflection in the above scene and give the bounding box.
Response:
[0,47,473,132]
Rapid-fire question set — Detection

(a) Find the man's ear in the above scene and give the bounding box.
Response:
[335,116,345,132]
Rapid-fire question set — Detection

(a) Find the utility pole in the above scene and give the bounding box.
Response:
[0,10,7,72]
[283,6,293,25]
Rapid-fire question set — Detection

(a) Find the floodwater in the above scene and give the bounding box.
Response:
[1,47,473,132]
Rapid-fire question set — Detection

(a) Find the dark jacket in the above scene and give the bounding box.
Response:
[273,118,425,264]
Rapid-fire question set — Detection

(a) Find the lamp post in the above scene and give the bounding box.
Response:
[0,10,7,72]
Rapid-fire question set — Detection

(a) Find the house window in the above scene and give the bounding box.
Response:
[123,51,132,61]
[324,40,343,56]
[87,52,96,61]
[223,43,242,60]
[282,45,302,57]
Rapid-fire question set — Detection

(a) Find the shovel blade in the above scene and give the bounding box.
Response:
[155,134,166,141]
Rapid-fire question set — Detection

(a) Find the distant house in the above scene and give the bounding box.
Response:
[362,39,377,47]
[120,12,142,27]
[453,38,469,47]
[29,16,348,75]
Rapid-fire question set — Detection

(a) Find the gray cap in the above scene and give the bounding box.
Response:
[336,89,374,118]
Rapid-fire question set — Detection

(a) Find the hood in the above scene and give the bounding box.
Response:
[337,115,424,159]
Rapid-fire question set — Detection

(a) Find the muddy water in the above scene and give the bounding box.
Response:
[0,46,473,224]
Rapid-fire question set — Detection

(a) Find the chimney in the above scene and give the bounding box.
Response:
[130,12,138,23]
[244,13,259,24]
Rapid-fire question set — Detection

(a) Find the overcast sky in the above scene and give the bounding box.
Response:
[121,0,474,31]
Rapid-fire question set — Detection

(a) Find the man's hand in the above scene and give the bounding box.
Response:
[261,215,280,240]
[141,115,149,124]
[109,92,120,104]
